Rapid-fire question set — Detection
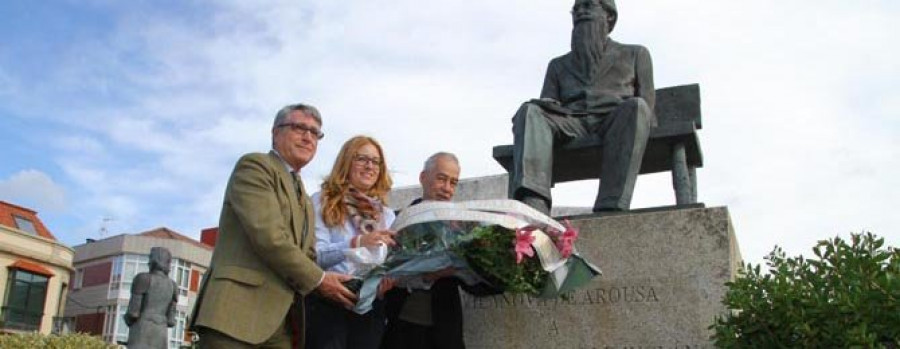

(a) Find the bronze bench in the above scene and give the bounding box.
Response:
[492,84,703,206]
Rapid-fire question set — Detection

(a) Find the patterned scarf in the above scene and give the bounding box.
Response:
[344,188,385,235]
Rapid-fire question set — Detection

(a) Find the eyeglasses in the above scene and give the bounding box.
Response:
[352,155,382,167]
[277,122,324,140]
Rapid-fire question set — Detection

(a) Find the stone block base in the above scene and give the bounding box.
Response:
[461,206,741,349]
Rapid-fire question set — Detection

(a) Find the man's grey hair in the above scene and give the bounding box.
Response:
[272,103,322,129]
[422,152,459,172]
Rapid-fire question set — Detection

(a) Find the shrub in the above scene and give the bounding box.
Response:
[0,332,115,349]
[711,232,900,348]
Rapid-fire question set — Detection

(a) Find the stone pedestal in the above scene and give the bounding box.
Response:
[461,206,741,349]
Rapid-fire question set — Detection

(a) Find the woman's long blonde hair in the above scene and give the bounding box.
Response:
[319,135,392,228]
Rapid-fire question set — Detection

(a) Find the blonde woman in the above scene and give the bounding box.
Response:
[306,135,396,349]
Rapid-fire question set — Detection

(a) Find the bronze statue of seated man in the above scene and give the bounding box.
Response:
[511,0,657,214]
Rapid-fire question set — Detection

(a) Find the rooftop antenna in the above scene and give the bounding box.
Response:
[99,217,114,237]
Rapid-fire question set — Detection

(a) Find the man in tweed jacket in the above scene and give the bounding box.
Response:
[191,104,357,348]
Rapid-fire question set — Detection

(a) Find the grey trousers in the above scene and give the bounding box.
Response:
[510,97,653,210]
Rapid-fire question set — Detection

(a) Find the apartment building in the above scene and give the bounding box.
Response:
[0,200,75,334]
[66,227,213,348]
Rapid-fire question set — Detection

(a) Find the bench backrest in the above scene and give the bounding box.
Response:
[655,83,702,131]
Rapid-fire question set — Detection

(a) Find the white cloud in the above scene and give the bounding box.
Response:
[0,170,67,212]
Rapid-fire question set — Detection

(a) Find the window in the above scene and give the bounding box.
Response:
[102,309,112,342]
[102,304,119,344]
[168,310,187,349]
[99,304,130,344]
[123,255,149,286]
[170,259,190,298]
[109,256,122,292]
[2,269,49,331]
[109,255,148,298]
[13,215,37,235]
[73,268,84,290]
[114,304,128,344]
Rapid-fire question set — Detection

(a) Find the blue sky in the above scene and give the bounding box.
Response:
[1,0,898,266]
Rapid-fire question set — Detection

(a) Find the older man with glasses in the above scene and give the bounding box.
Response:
[191,103,357,349]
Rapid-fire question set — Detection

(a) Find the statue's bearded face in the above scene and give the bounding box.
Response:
[571,0,608,78]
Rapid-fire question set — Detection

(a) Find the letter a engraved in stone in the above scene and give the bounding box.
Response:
[583,289,597,304]
[647,287,659,302]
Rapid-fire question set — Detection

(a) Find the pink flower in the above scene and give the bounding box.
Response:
[555,220,578,258]
[514,226,537,264]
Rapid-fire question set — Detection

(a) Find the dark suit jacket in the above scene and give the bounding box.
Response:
[191,151,323,345]
[541,39,655,114]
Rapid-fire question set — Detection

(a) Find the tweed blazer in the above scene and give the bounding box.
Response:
[191,151,323,344]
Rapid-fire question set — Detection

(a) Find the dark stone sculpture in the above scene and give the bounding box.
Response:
[124,247,178,349]
[510,0,656,214]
